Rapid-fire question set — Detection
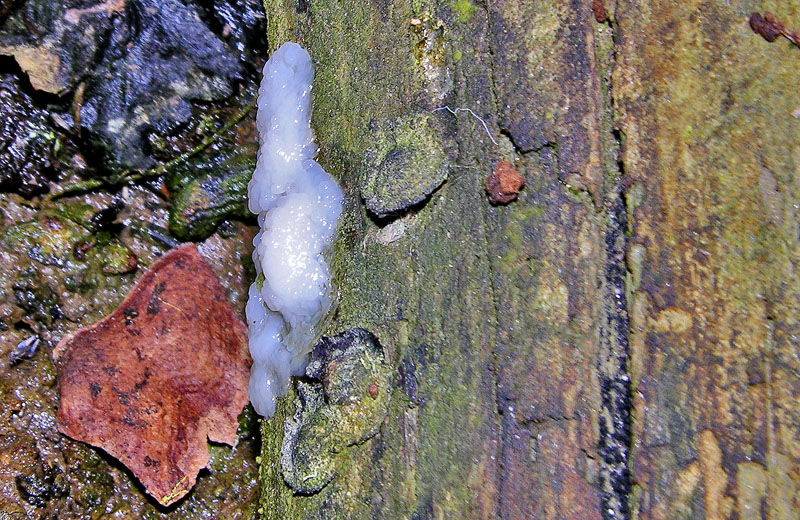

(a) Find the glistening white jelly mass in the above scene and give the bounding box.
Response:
[246,42,343,417]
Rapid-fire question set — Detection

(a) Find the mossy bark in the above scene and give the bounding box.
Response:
[256,1,800,519]
[615,1,800,519]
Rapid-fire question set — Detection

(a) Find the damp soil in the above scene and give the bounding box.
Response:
[0,0,266,517]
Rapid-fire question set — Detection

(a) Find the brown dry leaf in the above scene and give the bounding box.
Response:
[54,244,250,506]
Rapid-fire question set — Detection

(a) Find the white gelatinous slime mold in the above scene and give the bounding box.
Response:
[246,42,343,417]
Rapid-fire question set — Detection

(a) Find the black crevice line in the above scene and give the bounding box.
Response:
[598,181,633,520]
[597,5,633,519]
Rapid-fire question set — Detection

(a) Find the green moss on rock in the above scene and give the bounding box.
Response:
[167,154,252,241]
[361,114,449,217]
[281,329,392,494]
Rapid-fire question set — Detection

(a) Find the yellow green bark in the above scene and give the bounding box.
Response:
[615,1,800,518]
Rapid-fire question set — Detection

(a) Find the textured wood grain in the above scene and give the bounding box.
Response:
[255,1,800,518]
[614,1,800,518]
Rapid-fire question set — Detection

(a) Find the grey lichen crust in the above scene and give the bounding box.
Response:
[280,329,392,494]
[360,114,450,217]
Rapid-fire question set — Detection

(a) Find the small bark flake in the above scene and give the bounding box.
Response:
[485,160,525,204]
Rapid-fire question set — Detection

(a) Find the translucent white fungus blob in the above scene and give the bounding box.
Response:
[246,42,343,417]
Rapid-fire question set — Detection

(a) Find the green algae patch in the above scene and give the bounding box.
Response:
[97,240,138,275]
[3,214,85,266]
[451,0,476,22]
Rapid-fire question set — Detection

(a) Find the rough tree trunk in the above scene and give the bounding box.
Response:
[255,1,800,519]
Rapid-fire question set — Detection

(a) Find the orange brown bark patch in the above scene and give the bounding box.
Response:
[54,244,251,506]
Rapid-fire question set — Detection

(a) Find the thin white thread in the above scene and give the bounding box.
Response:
[432,106,498,146]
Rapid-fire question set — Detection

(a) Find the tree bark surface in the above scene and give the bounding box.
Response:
[256,1,800,519]
[615,2,800,519]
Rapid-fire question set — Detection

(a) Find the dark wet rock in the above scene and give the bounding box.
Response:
[0,1,113,94]
[0,207,143,337]
[16,465,68,507]
[196,0,267,68]
[0,431,41,508]
[167,153,251,241]
[281,329,392,494]
[3,213,84,268]
[87,200,123,234]
[0,0,19,20]
[0,72,61,197]
[12,273,61,326]
[0,0,245,171]
[78,0,244,171]
[361,114,449,218]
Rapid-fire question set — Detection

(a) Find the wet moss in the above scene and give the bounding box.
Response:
[3,215,85,267]
[167,155,251,242]
[67,450,115,517]
[451,0,476,22]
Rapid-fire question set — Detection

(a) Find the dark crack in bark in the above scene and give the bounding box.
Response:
[595,8,633,517]
[598,182,632,520]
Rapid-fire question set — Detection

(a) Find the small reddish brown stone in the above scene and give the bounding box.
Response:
[368,382,379,399]
[592,0,606,23]
[485,160,525,204]
[750,12,782,42]
[54,244,251,506]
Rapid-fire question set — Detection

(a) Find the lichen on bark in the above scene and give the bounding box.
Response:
[615,1,800,518]
[256,1,800,519]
